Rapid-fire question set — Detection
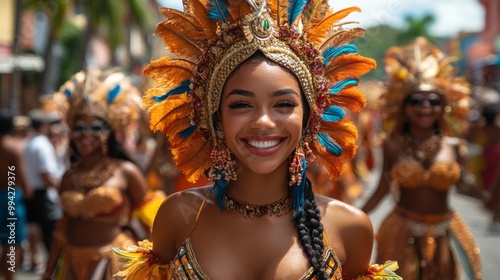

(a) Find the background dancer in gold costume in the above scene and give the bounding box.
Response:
[362,37,482,280]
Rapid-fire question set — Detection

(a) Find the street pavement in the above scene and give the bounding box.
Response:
[11,184,500,280]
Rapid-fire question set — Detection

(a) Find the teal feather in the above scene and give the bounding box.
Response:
[107,84,121,104]
[322,106,345,122]
[288,0,308,24]
[213,170,229,210]
[64,88,72,99]
[152,80,191,102]
[292,156,306,219]
[329,78,358,95]
[178,124,197,139]
[318,133,342,156]
[208,0,229,23]
[322,44,358,65]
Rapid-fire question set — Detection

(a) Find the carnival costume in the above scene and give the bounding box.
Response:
[47,69,164,279]
[114,0,400,279]
[376,37,482,280]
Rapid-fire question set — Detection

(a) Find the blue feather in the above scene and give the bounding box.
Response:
[322,106,345,122]
[292,155,306,219]
[152,80,191,102]
[208,0,229,23]
[107,84,121,104]
[322,44,358,65]
[213,170,229,210]
[64,88,72,99]
[318,133,343,156]
[178,125,197,139]
[288,0,308,24]
[329,78,358,95]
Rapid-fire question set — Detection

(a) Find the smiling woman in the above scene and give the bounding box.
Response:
[113,0,400,279]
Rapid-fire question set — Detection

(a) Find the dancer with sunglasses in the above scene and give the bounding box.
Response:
[361,37,482,280]
[113,1,401,279]
[41,68,149,280]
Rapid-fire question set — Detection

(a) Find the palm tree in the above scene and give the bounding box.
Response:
[398,14,437,44]
[25,0,154,93]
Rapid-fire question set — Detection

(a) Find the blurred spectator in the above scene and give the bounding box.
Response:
[0,110,30,280]
[23,109,63,271]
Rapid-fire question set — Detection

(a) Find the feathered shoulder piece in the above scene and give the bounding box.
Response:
[144,0,376,183]
[380,36,471,137]
[54,67,142,134]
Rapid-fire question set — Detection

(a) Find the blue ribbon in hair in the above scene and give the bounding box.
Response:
[292,155,307,219]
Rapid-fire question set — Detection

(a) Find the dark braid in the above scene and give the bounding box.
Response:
[295,178,328,280]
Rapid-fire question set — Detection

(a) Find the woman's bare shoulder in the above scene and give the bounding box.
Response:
[152,185,213,261]
[316,195,372,233]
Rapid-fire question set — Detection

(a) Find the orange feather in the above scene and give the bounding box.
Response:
[155,21,204,60]
[147,94,192,135]
[226,0,253,22]
[182,0,217,34]
[306,7,361,45]
[159,8,208,42]
[144,57,194,80]
[319,28,365,50]
[325,54,376,82]
[267,0,290,26]
[320,120,358,149]
[171,133,211,182]
[302,0,330,27]
[328,87,367,113]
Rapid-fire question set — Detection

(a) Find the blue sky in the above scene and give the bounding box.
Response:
[157,0,484,37]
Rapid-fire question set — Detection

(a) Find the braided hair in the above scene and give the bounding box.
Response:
[295,178,328,280]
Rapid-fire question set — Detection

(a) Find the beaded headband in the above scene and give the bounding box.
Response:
[380,37,471,136]
[57,68,142,134]
[145,0,376,187]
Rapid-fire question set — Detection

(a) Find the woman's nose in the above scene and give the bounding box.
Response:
[251,111,276,128]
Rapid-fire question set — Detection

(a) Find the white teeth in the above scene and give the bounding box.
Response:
[248,140,279,149]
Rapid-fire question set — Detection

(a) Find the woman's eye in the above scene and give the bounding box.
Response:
[275,101,299,108]
[228,101,251,109]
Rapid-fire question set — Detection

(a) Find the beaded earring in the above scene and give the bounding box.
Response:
[100,133,109,156]
[209,129,237,209]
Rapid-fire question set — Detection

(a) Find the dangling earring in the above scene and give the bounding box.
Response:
[209,143,237,181]
[100,133,109,156]
[209,130,237,210]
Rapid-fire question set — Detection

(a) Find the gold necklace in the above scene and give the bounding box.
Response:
[403,134,442,163]
[222,192,293,219]
[62,158,117,191]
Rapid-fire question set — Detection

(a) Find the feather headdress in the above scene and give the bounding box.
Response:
[55,67,143,134]
[145,0,375,212]
[380,37,471,137]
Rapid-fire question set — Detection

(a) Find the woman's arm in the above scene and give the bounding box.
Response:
[361,140,394,214]
[42,217,67,280]
[122,161,148,207]
[329,203,374,277]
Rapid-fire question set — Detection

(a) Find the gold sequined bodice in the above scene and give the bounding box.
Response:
[391,157,461,191]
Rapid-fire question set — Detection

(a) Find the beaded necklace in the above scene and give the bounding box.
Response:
[222,192,293,219]
[62,157,117,191]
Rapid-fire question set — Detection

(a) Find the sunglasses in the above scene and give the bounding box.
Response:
[407,96,442,107]
[72,121,108,136]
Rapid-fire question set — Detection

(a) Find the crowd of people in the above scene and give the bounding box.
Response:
[1,0,499,279]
